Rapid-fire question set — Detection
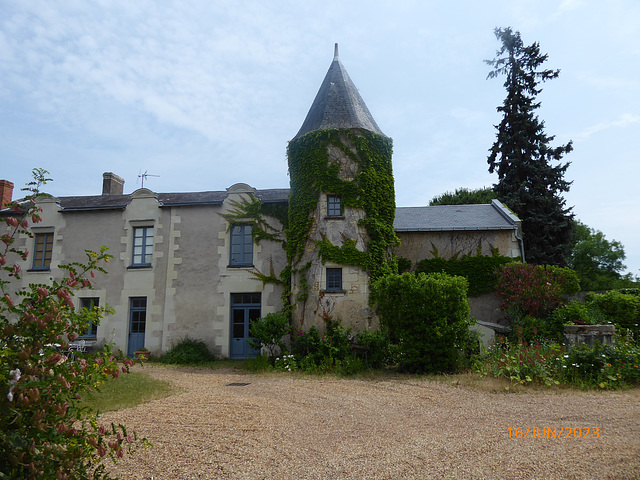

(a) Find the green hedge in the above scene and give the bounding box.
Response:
[415,255,516,296]
[371,272,475,373]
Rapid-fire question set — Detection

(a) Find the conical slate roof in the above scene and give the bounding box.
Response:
[293,44,385,140]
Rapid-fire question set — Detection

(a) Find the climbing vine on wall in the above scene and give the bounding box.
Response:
[221,196,288,244]
[287,129,399,281]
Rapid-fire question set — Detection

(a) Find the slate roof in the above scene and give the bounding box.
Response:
[55,188,290,212]
[394,200,520,232]
[3,185,520,235]
[293,44,385,140]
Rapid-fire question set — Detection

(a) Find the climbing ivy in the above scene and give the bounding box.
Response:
[221,196,288,244]
[287,129,398,280]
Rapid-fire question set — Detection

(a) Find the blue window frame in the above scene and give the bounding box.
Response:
[326,268,343,291]
[327,195,341,217]
[132,227,153,266]
[79,297,99,338]
[230,224,253,266]
[32,232,54,270]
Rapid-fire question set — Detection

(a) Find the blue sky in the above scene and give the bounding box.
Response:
[1,0,638,276]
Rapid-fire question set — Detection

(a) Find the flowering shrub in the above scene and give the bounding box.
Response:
[474,337,640,389]
[1,169,148,479]
[560,339,640,389]
[290,320,354,373]
[495,263,580,342]
[474,338,563,386]
[274,354,298,372]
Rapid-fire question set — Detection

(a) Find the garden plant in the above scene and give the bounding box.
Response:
[1,169,147,479]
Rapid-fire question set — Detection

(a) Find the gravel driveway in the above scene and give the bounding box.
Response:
[102,364,640,480]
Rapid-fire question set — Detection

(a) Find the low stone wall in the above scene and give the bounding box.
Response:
[563,325,615,350]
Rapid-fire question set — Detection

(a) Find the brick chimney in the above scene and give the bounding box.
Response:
[102,172,125,195]
[0,180,14,208]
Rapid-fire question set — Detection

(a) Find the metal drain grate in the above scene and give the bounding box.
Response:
[225,382,251,387]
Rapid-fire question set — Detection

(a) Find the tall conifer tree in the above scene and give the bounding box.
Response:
[487,27,573,265]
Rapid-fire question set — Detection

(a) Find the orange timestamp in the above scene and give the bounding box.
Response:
[508,426,600,439]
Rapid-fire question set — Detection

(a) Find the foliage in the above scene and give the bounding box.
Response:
[415,254,516,296]
[221,196,288,245]
[495,263,580,342]
[486,27,574,266]
[474,337,640,389]
[273,354,298,372]
[568,220,630,291]
[552,300,607,326]
[290,321,352,371]
[287,129,398,281]
[160,338,215,365]
[429,187,497,206]
[248,311,292,362]
[353,329,394,369]
[370,272,475,373]
[586,291,640,339]
[559,339,640,389]
[0,169,147,480]
[474,338,562,386]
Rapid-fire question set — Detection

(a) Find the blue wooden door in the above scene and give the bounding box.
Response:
[127,297,147,356]
[230,293,261,359]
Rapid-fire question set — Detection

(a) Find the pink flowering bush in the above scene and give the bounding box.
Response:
[1,169,148,479]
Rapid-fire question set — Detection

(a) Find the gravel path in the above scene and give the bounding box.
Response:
[102,364,640,480]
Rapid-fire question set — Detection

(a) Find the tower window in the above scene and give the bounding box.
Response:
[327,195,342,217]
[326,268,343,291]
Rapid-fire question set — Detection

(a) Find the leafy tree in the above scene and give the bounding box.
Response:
[1,169,147,479]
[486,27,574,266]
[568,221,629,291]
[429,187,497,206]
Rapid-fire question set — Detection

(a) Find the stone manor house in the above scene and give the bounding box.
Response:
[1,46,523,359]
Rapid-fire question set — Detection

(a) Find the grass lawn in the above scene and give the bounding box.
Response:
[80,370,180,413]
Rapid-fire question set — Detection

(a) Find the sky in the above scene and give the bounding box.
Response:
[1,0,638,276]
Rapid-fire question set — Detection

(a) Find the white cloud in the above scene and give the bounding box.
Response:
[573,113,640,142]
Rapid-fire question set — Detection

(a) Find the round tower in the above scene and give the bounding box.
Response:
[287,44,397,332]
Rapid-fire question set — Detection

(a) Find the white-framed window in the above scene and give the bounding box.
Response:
[131,226,153,266]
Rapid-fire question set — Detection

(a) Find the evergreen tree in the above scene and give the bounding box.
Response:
[486,27,573,265]
[429,187,496,206]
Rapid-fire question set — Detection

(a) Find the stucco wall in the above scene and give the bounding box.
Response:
[395,229,522,266]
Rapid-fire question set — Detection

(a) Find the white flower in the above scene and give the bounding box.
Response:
[7,391,13,402]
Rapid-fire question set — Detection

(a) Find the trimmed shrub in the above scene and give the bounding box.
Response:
[586,291,640,340]
[161,338,214,365]
[415,255,516,296]
[371,272,475,373]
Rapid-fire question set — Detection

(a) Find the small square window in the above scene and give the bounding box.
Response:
[327,195,342,217]
[326,268,343,291]
[32,232,54,270]
[132,227,153,266]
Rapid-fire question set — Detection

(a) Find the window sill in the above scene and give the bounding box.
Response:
[27,268,51,273]
[321,289,346,295]
[128,265,152,270]
[324,216,345,220]
[228,264,255,269]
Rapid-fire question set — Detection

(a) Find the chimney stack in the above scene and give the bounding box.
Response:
[0,180,14,208]
[102,172,125,195]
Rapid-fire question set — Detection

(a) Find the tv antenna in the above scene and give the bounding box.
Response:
[138,170,160,188]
